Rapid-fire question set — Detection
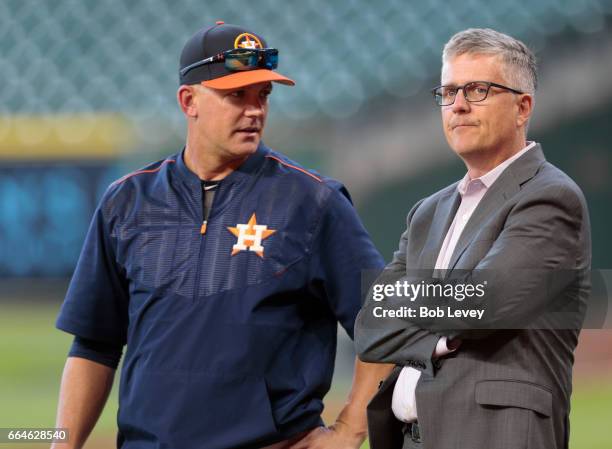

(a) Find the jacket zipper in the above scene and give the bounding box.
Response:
[192,181,209,303]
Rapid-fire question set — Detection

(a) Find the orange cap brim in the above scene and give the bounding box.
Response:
[202,69,295,89]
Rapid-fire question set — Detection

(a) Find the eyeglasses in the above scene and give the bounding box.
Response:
[431,81,524,106]
[180,48,279,77]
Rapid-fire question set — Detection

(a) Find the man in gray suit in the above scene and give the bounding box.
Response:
[354,28,591,449]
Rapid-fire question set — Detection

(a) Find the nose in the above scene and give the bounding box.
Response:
[451,88,470,113]
[244,95,266,118]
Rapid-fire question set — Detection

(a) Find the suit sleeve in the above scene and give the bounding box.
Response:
[355,200,442,376]
[437,182,590,338]
[357,182,590,347]
[56,190,130,346]
[310,185,386,340]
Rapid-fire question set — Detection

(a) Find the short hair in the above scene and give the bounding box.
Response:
[442,28,537,94]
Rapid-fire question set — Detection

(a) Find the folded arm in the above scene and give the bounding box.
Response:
[355,183,588,368]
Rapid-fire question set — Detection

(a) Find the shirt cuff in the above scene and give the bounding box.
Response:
[432,336,460,358]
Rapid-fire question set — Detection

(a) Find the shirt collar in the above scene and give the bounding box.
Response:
[457,141,537,195]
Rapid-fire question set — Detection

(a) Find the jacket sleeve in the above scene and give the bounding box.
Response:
[309,184,386,340]
[355,199,442,377]
[56,188,130,345]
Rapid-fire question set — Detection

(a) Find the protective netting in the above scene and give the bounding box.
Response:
[1,0,611,125]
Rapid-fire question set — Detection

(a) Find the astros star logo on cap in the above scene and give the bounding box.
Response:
[234,32,262,49]
[179,22,295,88]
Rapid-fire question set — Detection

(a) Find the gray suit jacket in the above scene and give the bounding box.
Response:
[355,145,591,449]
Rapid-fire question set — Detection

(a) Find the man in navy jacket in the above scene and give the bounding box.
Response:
[53,22,391,449]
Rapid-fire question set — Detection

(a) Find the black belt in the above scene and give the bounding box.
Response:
[404,422,421,443]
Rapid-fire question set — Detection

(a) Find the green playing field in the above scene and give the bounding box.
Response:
[0,303,610,449]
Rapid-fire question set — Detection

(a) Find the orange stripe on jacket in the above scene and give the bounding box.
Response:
[265,155,322,183]
[112,159,176,186]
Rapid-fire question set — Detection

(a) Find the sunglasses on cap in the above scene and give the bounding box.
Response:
[180,48,279,77]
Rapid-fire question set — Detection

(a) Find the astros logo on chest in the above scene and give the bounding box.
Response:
[227,213,275,258]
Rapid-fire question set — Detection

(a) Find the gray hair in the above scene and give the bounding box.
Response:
[442,28,537,94]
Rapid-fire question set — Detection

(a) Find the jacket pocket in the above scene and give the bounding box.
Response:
[475,380,552,417]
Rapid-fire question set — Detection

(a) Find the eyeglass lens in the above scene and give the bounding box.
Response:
[435,82,490,105]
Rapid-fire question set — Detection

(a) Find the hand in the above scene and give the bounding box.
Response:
[287,422,365,449]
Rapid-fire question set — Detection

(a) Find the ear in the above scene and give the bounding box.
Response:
[516,93,533,128]
[177,85,198,118]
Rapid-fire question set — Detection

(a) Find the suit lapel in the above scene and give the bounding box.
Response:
[447,145,546,271]
[420,187,461,270]
[446,181,510,271]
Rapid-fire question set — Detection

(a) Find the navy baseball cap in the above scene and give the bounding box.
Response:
[179,21,295,89]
